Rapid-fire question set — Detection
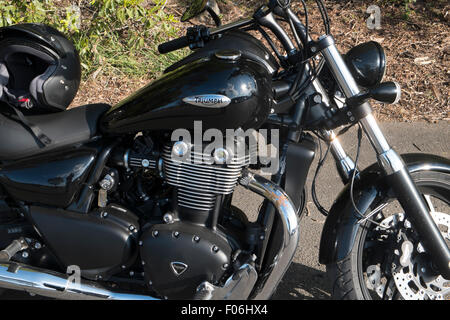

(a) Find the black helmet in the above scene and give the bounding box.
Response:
[0,23,81,113]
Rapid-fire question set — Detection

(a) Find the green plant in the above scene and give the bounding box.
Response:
[0,0,188,79]
[402,0,416,19]
[384,0,417,19]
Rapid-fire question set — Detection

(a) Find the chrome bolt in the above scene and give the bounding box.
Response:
[129,271,134,276]
[141,159,150,168]
[173,231,180,238]
[153,230,159,237]
[259,235,265,240]
[163,213,174,224]
[101,212,108,218]
[212,246,219,253]
[22,251,29,258]
[141,261,145,266]
[194,236,200,242]
[34,242,42,249]
[129,225,135,231]
[149,281,153,286]
[138,241,143,246]
[121,265,126,269]
[223,263,229,269]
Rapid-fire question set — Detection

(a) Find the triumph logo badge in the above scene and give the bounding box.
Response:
[182,94,231,108]
[170,262,188,276]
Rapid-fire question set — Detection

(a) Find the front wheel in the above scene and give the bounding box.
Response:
[327,170,450,300]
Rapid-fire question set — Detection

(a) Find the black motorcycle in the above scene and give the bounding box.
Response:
[0,0,448,300]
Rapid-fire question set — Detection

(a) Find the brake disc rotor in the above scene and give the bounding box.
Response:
[376,211,450,300]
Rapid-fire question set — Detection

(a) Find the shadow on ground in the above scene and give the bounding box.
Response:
[272,262,331,300]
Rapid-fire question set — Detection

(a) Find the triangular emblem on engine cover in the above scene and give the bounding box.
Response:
[170,262,188,276]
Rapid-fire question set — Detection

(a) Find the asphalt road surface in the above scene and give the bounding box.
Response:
[1,121,449,300]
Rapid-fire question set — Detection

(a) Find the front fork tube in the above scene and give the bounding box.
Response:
[311,78,357,184]
[319,36,450,278]
[361,115,450,279]
[320,129,356,184]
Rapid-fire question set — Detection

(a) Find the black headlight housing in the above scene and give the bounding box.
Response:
[344,41,386,88]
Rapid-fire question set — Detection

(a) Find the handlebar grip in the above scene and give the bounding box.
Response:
[158,36,190,54]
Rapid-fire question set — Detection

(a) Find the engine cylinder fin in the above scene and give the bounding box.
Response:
[177,188,217,210]
[163,141,254,212]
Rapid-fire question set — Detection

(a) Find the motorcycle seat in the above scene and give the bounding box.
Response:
[0,103,110,161]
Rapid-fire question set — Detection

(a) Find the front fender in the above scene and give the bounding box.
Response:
[318,153,450,265]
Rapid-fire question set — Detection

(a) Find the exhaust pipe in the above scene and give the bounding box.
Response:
[0,262,158,300]
[239,171,300,300]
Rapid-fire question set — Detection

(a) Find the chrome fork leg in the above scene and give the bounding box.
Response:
[359,114,450,279]
[311,78,356,184]
[320,36,450,278]
[320,129,356,184]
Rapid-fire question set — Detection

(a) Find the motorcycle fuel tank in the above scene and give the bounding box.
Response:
[101,53,272,134]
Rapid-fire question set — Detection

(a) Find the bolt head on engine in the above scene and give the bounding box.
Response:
[213,147,231,164]
[172,141,190,158]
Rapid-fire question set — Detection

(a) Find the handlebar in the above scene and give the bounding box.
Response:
[158,36,190,54]
[158,18,254,54]
[157,1,312,56]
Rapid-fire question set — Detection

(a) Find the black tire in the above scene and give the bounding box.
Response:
[326,171,450,300]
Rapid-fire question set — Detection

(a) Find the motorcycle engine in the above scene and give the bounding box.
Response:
[137,139,253,299]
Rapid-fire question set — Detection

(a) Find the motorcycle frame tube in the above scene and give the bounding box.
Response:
[320,37,450,278]
[239,171,299,300]
[67,140,119,213]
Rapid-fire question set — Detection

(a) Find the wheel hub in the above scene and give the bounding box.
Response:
[377,211,450,300]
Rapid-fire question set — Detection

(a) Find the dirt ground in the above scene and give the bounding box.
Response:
[71,0,449,123]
